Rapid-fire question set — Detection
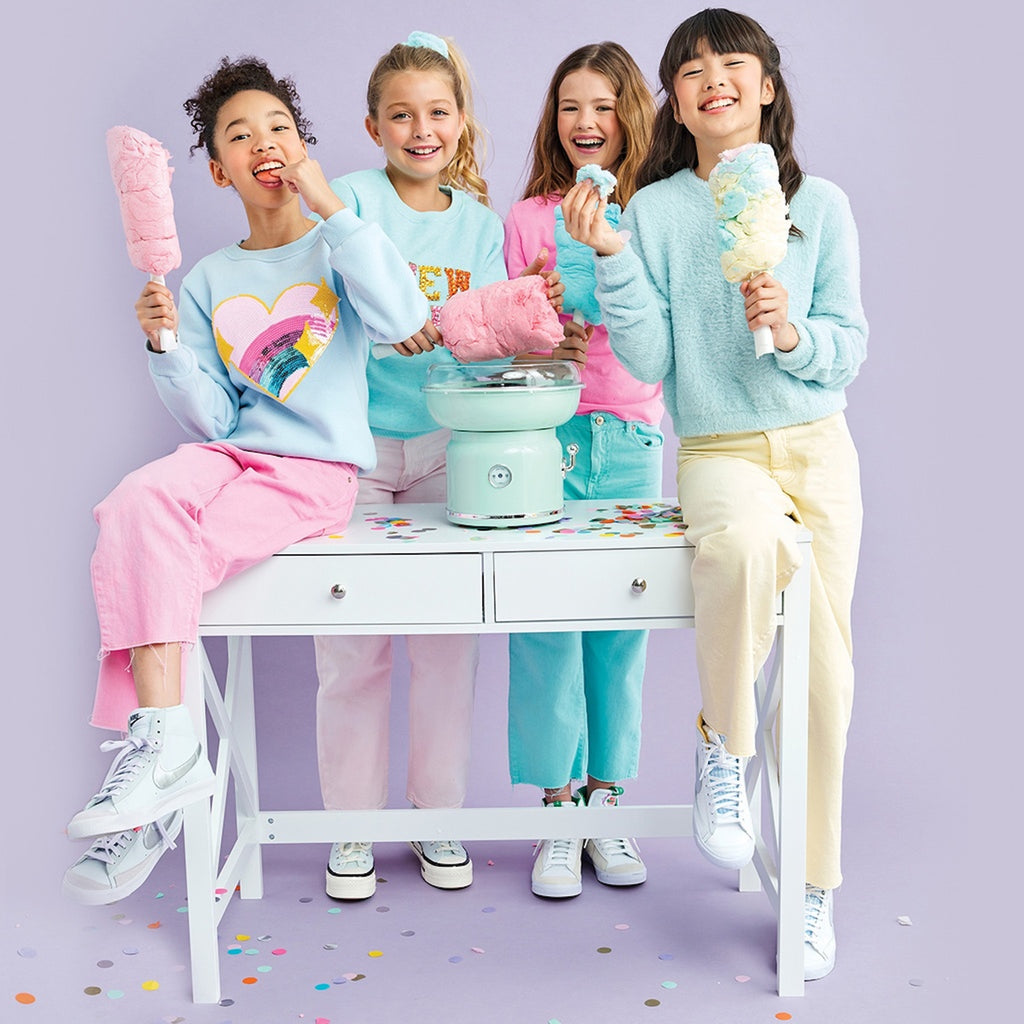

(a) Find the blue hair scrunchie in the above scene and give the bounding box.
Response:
[405,31,449,59]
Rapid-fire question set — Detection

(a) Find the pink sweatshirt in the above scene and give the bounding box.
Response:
[503,194,663,426]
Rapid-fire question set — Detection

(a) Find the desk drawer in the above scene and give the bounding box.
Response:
[200,553,483,627]
[493,548,695,623]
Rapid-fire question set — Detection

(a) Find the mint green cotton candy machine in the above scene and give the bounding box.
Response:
[423,360,583,527]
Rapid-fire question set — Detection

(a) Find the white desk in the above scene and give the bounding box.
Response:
[182,500,811,1001]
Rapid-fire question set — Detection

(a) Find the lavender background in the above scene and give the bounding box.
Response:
[3,0,1014,1018]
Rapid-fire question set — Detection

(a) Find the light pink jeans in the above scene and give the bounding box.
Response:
[314,431,479,811]
[90,442,359,731]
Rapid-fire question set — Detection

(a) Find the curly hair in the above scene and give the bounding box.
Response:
[184,55,317,159]
[365,38,490,205]
[520,42,655,208]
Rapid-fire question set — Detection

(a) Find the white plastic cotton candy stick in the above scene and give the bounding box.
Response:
[708,142,790,358]
[106,126,182,351]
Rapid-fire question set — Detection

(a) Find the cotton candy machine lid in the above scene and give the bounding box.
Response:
[423,360,583,432]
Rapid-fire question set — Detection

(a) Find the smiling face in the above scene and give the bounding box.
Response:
[556,68,625,174]
[365,70,465,196]
[671,47,775,174]
[208,89,307,206]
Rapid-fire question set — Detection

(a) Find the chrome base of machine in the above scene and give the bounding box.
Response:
[445,505,566,529]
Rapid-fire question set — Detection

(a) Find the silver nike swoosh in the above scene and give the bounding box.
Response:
[152,746,202,789]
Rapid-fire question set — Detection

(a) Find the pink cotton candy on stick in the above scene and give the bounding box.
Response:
[106,125,182,350]
[438,276,563,363]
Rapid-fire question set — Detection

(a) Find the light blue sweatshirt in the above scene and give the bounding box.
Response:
[594,170,868,438]
[148,209,428,470]
[330,168,507,438]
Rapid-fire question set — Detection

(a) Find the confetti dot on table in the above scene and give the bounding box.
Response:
[735,975,750,983]
[227,947,242,956]
[258,934,273,941]
[368,950,384,958]
[236,934,250,941]
[84,987,102,996]
[658,953,674,961]
[614,924,630,931]
[401,930,416,937]
[147,921,162,929]
[597,947,612,954]
[141,980,159,991]
[215,887,228,894]
[775,1014,792,1021]
[245,948,259,955]
[107,990,125,1000]
[482,906,496,913]
[257,965,272,973]
[271,948,287,956]
[351,973,366,981]
[323,943,339,950]
[909,978,925,987]
[449,956,463,964]
[14,993,36,1005]
[17,947,36,958]
[644,998,661,1006]
[122,947,139,956]
[314,983,331,991]
[242,977,258,985]
[176,906,188,913]
[897,916,913,926]
[343,973,359,981]
[471,947,485,954]
[97,960,114,969]
[327,907,342,914]
[219,998,235,1006]
[376,906,390,913]
[316,1018,331,1024]
[661,981,677,989]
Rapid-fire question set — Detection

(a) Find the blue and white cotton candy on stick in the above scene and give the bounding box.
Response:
[708,142,790,358]
[556,164,621,326]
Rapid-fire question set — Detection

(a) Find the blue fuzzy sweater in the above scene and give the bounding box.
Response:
[594,169,867,438]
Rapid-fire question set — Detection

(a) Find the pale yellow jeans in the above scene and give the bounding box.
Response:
[677,412,862,889]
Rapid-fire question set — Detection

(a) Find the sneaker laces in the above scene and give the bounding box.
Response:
[91,735,157,802]
[540,835,580,872]
[421,839,465,858]
[700,736,749,826]
[333,842,371,867]
[804,885,830,947]
[84,817,178,865]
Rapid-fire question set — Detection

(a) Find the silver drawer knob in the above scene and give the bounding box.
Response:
[631,578,647,594]
[330,584,347,600]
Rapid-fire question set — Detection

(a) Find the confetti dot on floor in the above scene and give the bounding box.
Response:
[258,934,272,941]
[323,943,339,950]
[227,947,242,956]
[401,930,415,937]
[482,906,496,913]
[176,906,188,913]
[615,924,630,931]
[257,965,272,973]
[351,974,366,982]
[644,998,661,1006]
[242,977,258,985]
[271,948,287,956]
[449,956,463,964]
[897,916,913,926]
[147,922,162,929]
[775,1014,792,1021]
[661,982,677,989]
[97,960,114,969]
[376,906,390,913]
[141,980,159,991]
[316,1018,331,1024]
[299,896,314,903]
[219,998,235,1006]
[14,993,36,1005]
[107,990,125,1000]
[735,975,750,983]
[16,947,36,958]
[327,907,342,914]
[123,946,139,956]
[342,973,359,981]
[658,954,674,961]
[244,948,259,955]
[314,983,331,991]
[909,978,925,987]
[368,950,383,958]
[597,947,612,954]
[84,987,102,996]
[471,947,485,954]
[236,934,250,941]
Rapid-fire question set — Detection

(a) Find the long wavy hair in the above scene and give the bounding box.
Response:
[638,8,803,211]
[366,37,490,205]
[184,55,316,160]
[520,42,655,208]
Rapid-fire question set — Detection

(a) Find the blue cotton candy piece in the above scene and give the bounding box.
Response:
[553,203,620,324]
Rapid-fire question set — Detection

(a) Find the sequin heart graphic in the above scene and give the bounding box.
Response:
[213,279,339,401]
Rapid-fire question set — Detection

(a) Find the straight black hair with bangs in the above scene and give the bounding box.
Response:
[637,8,803,208]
